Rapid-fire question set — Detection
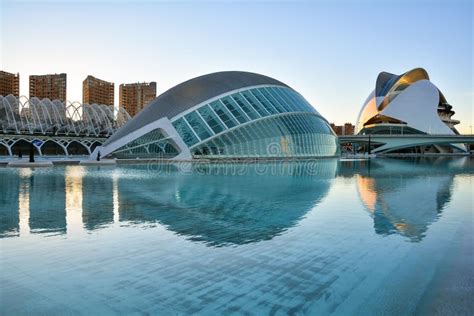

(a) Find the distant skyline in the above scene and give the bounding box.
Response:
[1,0,472,133]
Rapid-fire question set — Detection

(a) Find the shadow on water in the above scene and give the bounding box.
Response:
[338,157,474,241]
[0,157,472,244]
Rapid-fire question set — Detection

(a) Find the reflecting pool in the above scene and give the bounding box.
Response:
[0,158,473,315]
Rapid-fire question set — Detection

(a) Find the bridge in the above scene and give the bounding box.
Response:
[339,134,474,153]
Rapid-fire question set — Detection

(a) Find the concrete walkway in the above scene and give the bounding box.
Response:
[7,160,53,168]
[79,159,117,166]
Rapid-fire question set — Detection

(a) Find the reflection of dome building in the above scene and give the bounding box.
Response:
[94,71,339,160]
[352,158,462,241]
[357,174,453,241]
[356,68,464,153]
[0,161,337,240]
[117,161,336,246]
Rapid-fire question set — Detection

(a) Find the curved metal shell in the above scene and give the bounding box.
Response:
[356,67,459,135]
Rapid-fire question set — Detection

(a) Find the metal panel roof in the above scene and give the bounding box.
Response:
[104,71,288,146]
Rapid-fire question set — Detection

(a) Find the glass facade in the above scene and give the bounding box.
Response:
[171,86,338,158]
[110,128,179,159]
[192,113,337,158]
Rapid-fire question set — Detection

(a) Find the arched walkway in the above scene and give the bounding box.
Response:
[10,139,40,157]
[67,141,90,155]
[0,143,10,156]
[41,140,67,156]
[89,141,103,153]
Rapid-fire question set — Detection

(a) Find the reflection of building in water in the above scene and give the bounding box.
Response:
[65,166,85,235]
[29,169,66,234]
[112,175,120,223]
[18,169,33,236]
[345,157,470,241]
[0,170,20,237]
[117,161,337,246]
[2,157,470,243]
[18,176,30,236]
[65,167,84,211]
[357,174,453,241]
[82,169,114,230]
[0,166,118,237]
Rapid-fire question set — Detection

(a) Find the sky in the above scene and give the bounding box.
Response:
[1,0,472,133]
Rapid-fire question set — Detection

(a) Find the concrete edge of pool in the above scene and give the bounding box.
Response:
[1,153,472,168]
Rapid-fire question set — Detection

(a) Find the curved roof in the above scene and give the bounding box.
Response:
[357,67,432,132]
[377,68,429,111]
[105,71,289,146]
[375,71,400,97]
[375,68,429,99]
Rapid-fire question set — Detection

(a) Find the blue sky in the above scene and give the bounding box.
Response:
[1,0,472,133]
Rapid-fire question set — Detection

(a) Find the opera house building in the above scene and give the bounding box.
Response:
[94,71,339,160]
[356,67,464,153]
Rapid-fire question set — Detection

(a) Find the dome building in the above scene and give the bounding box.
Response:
[355,67,464,153]
[94,71,339,160]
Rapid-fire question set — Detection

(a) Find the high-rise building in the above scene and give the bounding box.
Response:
[119,82,157,117]
[0,71,20,96]
[330,123,343,135]
[330,123,355,135]
[344,123,355,135]
[82,75,114,105]
[29,73,67,101]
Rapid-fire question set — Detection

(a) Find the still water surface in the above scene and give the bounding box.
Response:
[0,158,472,315]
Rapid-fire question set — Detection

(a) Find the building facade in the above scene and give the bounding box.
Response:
[330,123,354,135]
[29,73,67,102]
[93,71,339,160]
[344,123,355,135]
[83,75,114,105]
[119,82,157,117]
[0,71,20,97]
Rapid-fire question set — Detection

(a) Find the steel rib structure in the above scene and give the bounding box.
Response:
[0,95,130,137]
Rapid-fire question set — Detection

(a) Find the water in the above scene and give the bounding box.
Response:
[0,158,472,315]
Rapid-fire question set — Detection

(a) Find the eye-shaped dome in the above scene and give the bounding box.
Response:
[104,71,292,146]
[95,71,339,160]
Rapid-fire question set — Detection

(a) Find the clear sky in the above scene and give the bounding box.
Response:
[1,0,472,133]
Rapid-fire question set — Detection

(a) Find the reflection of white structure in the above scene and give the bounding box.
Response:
[356,68,464,153]
[354,157,469,241]
[357,174,452,241]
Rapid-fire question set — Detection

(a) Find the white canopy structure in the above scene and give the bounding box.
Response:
[0,95,130,137]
